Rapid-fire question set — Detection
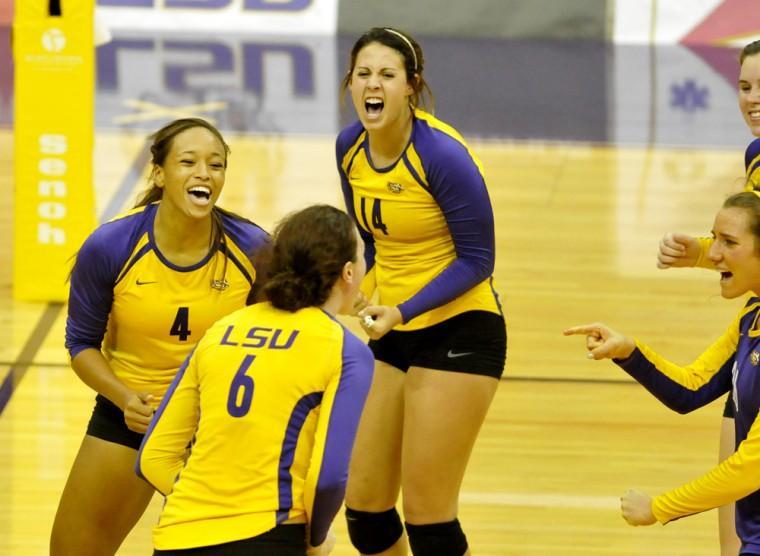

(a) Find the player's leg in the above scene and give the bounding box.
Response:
[400,367,498,556]
[345,360,407,556]
[399,311,505,556]
[51,396,154,555]
[50,434,155,555]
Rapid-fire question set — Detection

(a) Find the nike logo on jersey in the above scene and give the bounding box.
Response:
[135,279,158,286]
[447,350,473,358]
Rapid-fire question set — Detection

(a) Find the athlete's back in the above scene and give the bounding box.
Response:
[136,205,374,555]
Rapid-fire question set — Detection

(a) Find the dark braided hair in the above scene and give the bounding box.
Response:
[263,205,358,312]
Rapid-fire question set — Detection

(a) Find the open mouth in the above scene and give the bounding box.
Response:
[720,271,733,281]
[365,98,384,118]
[187,186,212,205]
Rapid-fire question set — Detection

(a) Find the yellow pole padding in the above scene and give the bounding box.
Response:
[13,0,95,301]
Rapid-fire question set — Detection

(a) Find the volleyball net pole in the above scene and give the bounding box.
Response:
[13,0,95,301]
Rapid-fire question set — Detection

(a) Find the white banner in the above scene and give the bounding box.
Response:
[96,31,338,135]
[613,0,760,45]
[97,0,337,34]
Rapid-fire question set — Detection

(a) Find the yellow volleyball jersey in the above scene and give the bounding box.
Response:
[137,303,374,550]
[336,109,502,331]
[65,203,269,404]
[614,298,760,549]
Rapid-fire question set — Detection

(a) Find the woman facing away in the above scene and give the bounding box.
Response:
[137,205,374,556]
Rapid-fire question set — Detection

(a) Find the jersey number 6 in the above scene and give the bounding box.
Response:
[227,354,256,418]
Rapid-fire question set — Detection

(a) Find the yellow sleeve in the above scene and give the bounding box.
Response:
[633,310,740,392]
[302,335,372,546]
[694,236,716,270]
[136,350,200,495]
[302,371,338,533]
[653,414,760,524]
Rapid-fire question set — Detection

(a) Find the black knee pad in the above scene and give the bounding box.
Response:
[345,507,403,554]
[405,519,468,556]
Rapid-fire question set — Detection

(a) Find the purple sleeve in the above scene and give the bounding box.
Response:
[615,348,732,414]
[397,133,495,323]
[65,232,121,358]
[65,211,149,358]
[309,331,374,546]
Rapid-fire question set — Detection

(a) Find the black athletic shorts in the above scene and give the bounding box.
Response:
[724,391,735,419]
[369,310,506,378]
[86,394,145,451]
[153,524,307,555]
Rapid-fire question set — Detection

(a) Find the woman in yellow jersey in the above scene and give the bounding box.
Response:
[137,205,374,556]
[656,40,760,556]
[335,28,506,556]
[50,118,269,555]
[567,191,760,556]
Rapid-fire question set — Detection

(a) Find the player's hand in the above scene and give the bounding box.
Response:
[621,489,657,526]
[657,232,700,269]
[358,305,403,340]
[306,528,336,556]
[123,391,155,433]
[563,323,636,361]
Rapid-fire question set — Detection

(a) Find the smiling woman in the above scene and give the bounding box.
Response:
[739,42,760,138]
[709,195,760,299]
[565,192,760,556]
[654,39,760,556]
[50,118,270,556]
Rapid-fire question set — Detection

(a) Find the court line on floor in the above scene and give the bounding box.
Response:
[0,358,637,386]
[0,303,64,414]
[0,139,151,417]
[0,361,69,368]
[460,491,619,509]
[502,375,632,385]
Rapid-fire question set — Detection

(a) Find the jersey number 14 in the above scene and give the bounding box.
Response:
[359,197,389,235]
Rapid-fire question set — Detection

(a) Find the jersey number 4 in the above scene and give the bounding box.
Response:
[170,307,192,341]
[359,197,389,235]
